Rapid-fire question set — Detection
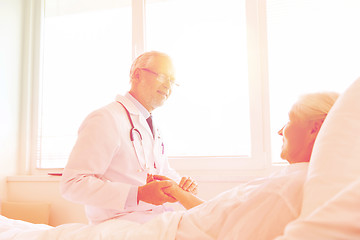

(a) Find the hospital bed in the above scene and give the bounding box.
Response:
[1,77,359,240]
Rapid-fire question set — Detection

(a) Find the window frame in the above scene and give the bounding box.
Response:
[20,0,271,175]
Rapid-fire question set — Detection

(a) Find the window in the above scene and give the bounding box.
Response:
[146,0,250,156]
[267,0,360,162]
[23,0,360,173]
[23,0,270,172]
[38,0,132,168]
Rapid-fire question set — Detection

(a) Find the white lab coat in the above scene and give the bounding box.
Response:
[61,95,180,224]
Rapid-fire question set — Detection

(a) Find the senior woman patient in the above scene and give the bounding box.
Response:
[153,92,339,240]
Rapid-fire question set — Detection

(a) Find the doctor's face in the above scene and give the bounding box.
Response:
[133,55,175,112]
[278,115,314,164]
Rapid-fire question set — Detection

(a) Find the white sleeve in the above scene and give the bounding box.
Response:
[60,109,131,211]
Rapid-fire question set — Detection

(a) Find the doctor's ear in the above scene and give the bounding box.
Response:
[132,68,141,83]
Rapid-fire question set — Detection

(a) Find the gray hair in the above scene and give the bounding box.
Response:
[129,51,171,82]
[289,92,340,121]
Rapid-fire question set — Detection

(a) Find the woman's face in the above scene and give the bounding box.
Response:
[278,116,315,164]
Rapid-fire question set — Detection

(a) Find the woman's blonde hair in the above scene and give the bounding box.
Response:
[289,92,340,121]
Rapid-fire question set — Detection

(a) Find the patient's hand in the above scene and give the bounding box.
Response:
[151,175,204,210]
[179,176,198,195]
[148,174,198,195]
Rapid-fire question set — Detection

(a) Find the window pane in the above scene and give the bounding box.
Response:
[267,0,360,162]
[146,0,250,156]
[39,0,132,168]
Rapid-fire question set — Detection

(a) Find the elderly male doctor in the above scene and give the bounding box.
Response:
[61,51,197,224]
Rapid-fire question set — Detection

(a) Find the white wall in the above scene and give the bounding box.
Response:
[6,176,88,226]
[0,0,24,200]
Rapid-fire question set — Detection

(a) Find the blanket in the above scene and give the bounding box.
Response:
[176,162,308,240]
[0,163,307,240]
[0,212,183,240]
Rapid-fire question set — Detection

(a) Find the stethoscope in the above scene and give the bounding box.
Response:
[118,101,155,172]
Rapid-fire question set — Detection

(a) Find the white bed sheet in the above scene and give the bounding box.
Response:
[0,212,183,240]
[176,162,308,240]
[0,163,308,240]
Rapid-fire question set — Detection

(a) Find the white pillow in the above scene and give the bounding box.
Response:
[273,77,360,240]
[274,177,360,240]
[300,77,360,217]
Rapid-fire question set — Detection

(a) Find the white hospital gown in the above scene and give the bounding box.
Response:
[176,162,308,240]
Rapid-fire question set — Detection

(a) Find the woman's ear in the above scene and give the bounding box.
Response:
[310,119,324,135]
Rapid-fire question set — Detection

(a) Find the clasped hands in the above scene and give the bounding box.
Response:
[137,174,198,206]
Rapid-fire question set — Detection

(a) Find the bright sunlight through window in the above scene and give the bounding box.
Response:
[36,0,360,168]
[39,0,250,168]
[146,0,250,157]
[267,0,360,162]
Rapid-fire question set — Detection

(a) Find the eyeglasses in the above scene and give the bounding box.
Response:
[139,68,179,87]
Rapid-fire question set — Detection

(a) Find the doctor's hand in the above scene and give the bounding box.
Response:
[157,177,204,210]
[146,173,155,183]
[138,180,177,205]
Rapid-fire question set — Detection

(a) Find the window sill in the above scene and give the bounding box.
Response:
[8,163,287,183]
[7,175,62,182]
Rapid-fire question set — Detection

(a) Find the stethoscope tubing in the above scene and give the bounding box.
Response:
[117,101,151,172]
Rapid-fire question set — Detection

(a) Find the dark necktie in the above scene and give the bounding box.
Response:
[146,115,154,137]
